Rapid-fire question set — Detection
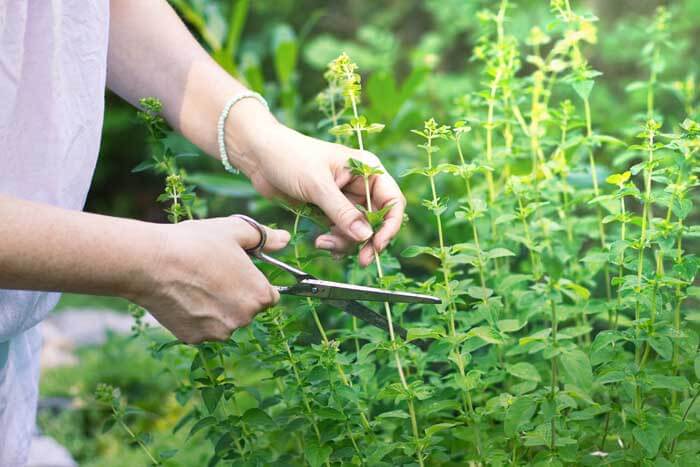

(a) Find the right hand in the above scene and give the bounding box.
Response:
[133,216,290,344]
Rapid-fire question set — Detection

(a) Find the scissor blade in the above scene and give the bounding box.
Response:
[326,299,407,340]
[280,279,441,304]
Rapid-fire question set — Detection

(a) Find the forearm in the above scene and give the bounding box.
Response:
[0,194,162,299]
[107,0,277,174]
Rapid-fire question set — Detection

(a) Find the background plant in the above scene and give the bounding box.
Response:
[41,0,700,465]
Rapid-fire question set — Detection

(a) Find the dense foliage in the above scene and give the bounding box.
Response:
[68,1,700,466]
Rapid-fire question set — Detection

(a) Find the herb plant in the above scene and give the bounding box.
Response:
[101,2,699,465]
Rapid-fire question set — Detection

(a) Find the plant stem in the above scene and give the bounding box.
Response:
[348,91,423,466]
[583,96,612,301]
[291,212,372,436]
[634,127,656,367]
[113,409,160,465]
[198,352,250,458]
[517,196,539,279]
[670,388,700,454]
[614,195,627,330]
[550,299,559,452]
[647,48,659,119]
[273,318,323,444]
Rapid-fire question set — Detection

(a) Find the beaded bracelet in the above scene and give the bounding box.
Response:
[217,91,269,174]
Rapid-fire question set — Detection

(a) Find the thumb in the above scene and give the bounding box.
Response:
[230,216,291,252]
[313,181,373,242]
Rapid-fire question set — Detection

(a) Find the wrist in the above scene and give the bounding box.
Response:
[120,222,172,305]
[223,98,281,176]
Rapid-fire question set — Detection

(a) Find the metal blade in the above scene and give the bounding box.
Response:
[279,279,441,304]
[327,299,407,340]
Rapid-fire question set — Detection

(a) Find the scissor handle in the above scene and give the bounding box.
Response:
[233,214,267,256]
[232,214,311,280]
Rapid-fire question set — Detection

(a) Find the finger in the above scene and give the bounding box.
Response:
[233,248,281,311]
[230,216,291,252]
[315,226,355,253]
[372,183,406,252]
[358,242,375,267]
[341,149,404,252]
[311,176,373,242]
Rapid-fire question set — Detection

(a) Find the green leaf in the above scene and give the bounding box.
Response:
[329,123,354,136]
[425,422,459,438]
[201,387,223,414]
[486,248,516,260]
[131,160,155,173]
[559,281,591,301]
[376,410,410,419]
[363,203,392,229]
[606,171,631,186]
[498,319,526,333]
[316,407,346,421]
[102,417,116,434]
[648,375,690,391]
[560,349,593,391]
[572,79,595,100]
[648,335,673,360]
[506,362,541,382]
[467,286,493,301]
[467,326,503,345]
[406,327,443,342]
[188,416,217,439]
[272,24,298,86]
[158,449,178,460]
[633,424,663,457]
[401,245,439,258]
[504,397,537,437]
[306,440,332,467]
[242,408,275,429]
[186,173,256,198]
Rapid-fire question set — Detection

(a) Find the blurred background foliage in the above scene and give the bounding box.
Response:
[93,0,699,225]
[49,0,699,464]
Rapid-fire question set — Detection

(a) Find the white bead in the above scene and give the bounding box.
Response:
[217,91,269,175]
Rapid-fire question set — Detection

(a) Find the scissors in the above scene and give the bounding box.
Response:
[234,215,441,340]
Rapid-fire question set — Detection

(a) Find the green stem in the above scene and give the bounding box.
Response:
[583,96,611,301]
[349,92,423,466]
[198,352,250,458]
[550,299,559,452]
[670,388,700,454]
[647,48,659,119]
[291,212,372,435]
[517,196,539,279]
[614,196,627,330]
[114,410,160,465]
[273,318,323,444]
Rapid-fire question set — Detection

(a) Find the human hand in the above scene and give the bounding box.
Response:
[227,106,406,267]
[132,216,290,344]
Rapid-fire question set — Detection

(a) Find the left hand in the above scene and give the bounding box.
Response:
[228,107,405,267]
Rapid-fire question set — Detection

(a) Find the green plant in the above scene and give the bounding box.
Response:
[93,2,700,465]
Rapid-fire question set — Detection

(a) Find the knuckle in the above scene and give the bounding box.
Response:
[214,328,232,342]
[259,287,278,308]
[336,203,360,224]
[183,334,204,345]
[239,315,253,328]
[358,149,380,165]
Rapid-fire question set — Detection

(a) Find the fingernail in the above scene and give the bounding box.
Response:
[350,220,373,241]
[317,238,335,250]
[377,237,388,251]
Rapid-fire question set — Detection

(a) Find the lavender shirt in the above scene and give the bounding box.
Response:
[0,1,109,464]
